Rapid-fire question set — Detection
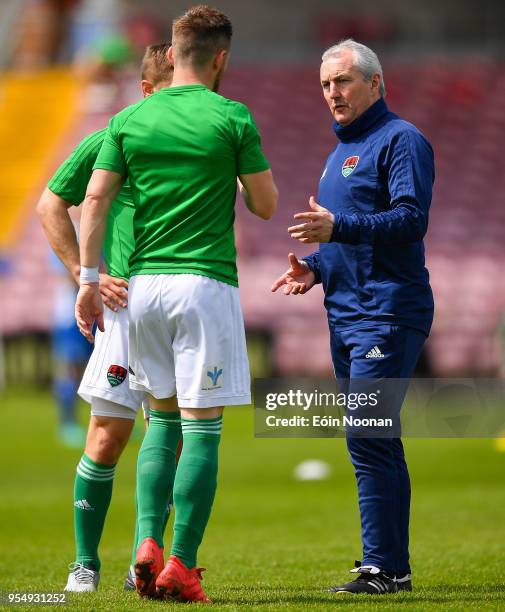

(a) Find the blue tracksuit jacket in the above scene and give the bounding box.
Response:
[304,98,435,336]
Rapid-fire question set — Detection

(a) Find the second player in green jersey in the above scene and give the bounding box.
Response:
[48,128,134,280]
[38,43,174,593]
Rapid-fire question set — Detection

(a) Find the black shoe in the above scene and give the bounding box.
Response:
[124,565,136,591]
[328,562,398,595]
[395,573,412,592]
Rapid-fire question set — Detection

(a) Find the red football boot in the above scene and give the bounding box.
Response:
[155,555,211,603]
[134,537,164,598]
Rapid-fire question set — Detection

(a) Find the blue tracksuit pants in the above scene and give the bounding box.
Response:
[329,323,427,574]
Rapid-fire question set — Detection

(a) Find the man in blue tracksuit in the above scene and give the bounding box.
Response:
[272,39,434,595]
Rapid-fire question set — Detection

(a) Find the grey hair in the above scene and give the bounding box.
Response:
[322,39,386,98]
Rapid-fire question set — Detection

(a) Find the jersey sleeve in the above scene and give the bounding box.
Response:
[302,251,322,284]
[234,104,270,175]
[331,129,434,245]
[47,129,106,205]
[93,115,128,176]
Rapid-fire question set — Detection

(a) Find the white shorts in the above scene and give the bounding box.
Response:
[79,306,147,412]
[128,274,251,408]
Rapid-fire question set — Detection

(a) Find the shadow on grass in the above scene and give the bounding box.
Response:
[214,583,505,606]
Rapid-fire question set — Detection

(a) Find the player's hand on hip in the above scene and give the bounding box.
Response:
[99,273,128,311]
[75,283,104,342]
[288,196,334,243]
[271,253,316,295]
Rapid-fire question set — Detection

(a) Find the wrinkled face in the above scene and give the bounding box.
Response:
[320,49,380,126]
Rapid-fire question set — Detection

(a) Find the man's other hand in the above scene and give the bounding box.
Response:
[75,284,104,342]
[271,253,316,295]
[288,196,334,243]
[99,273,128,311]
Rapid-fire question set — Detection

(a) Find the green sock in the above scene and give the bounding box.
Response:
[131,493,173,566]
[136,410,181,548]
[74,454,116,571]
[131,496,139,567]
[171,416,222,569]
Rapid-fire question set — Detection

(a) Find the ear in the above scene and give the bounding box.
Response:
[141,80,154,97]
[168,45,174,66]
[371,73,381,93]
[213,49,228,70]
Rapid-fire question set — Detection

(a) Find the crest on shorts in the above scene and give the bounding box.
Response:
[107,365,127,387]
[201,364,224,391]
[342,155,359,177]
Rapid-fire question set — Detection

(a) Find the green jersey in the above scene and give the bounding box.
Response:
[48,129,134,279]
[94,84,270,286]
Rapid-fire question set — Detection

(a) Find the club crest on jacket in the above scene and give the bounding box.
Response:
[342,155,359,177]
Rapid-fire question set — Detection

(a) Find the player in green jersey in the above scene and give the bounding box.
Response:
[37,44,174,592]
[75,5,278,602]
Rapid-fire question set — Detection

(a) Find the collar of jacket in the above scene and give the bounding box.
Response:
[333,98,388,142]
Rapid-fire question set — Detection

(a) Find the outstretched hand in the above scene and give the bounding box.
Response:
[271,253,316,295]
[75,284,104,343]
[288,196,334,243]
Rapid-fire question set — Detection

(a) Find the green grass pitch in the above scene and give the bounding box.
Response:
[1,387,504,610]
